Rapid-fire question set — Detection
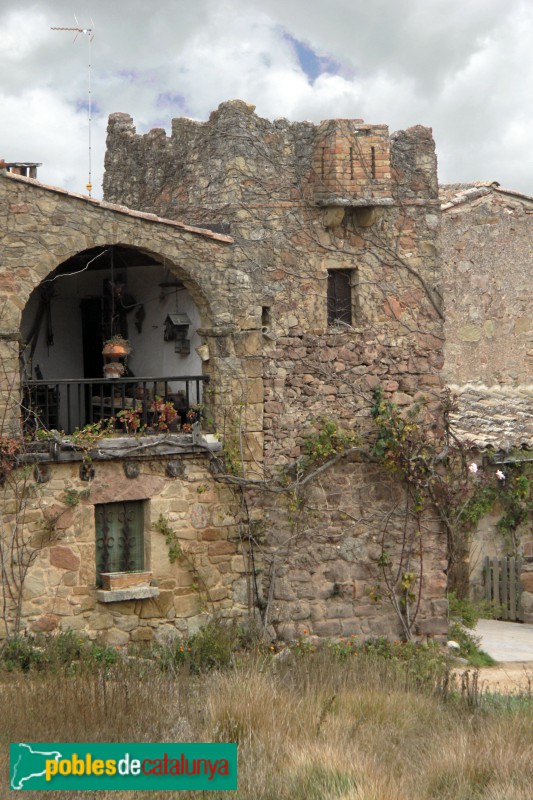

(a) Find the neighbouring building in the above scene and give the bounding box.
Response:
[0,100,448,644]
[441,181,533,618]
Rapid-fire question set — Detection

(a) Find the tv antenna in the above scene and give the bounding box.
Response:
[50,17,95,196]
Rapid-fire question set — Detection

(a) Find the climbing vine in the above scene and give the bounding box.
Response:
[0,436,20,485]
[153,513,182,564]
[370,387,533,605]
[301,417,359,471]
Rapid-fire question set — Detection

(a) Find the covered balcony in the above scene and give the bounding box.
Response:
[20,245,209,437]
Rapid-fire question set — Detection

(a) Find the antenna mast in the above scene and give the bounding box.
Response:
[50,17,95,196]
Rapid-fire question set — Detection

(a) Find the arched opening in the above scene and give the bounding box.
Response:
[20,244,209,435]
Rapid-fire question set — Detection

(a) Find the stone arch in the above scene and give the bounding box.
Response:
[19,243,220,434]
[20,241,217,341]
[1,172,236,436]
[112,242,215,325]
[2,179,233,339]
[2,173,265,475]
[21,241,214,354]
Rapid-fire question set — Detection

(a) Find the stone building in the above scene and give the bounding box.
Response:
[441,181,533,614]
[0,100,448,643]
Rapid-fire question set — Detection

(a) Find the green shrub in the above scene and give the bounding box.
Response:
[448,621,496,667]
[0,635,45,672]
[155,619,239,673]
[188,621,236,671]
[448,592,498,628]
[84,641,120,668]
[0,631,120,673]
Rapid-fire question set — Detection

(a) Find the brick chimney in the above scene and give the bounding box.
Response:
[5,162,41,179]
[312,120,392,207]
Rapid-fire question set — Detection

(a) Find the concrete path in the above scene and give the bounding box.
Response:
[475,618,533,662]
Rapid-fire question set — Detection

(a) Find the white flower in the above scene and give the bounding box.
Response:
[468,463,478,474]
[496,470,505,481]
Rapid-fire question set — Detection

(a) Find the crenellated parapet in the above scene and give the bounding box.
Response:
[104,100,438,221]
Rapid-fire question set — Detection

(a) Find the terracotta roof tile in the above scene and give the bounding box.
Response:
[449,383,533,451]
[440,181,533,210]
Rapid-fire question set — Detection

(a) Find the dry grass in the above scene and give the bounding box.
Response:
[2,652,533,799]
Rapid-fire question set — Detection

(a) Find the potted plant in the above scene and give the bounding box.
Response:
[100,571,152,590]
[102,335,131,358]
[103,361,126,379]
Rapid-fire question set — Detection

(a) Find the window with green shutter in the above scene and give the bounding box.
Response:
[95,500,145,587]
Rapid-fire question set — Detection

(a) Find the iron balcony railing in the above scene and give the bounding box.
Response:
[22,375,209,436]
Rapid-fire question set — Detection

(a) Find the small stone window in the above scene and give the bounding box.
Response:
[327,269,355,326]
[95,500,146,587]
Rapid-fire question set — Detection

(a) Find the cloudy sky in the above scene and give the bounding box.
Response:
[2,0,532,198]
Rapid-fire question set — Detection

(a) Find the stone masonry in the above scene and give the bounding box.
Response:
[441,182,533,389]
[441,182,533,610]
[101,100,448,640]
[8,457,246,644]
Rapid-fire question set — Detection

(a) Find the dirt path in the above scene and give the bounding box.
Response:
[455,662,533,694]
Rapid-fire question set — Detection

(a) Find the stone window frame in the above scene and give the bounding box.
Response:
[94,500,159,603]
[327,268,357,327]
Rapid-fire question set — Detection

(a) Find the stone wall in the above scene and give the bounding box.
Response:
[0,167,264,469]
[101,100,448,640]
[520,562,533,623]
[441,184,533,595]
[441,184,533,387]
[3,456,246,643]
[257,458,448,640]
[104,102,444,455]
[311,121,392,206]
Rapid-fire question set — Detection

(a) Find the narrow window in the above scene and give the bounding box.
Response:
[95,500,145,586]
[327,269,354,326]
[370,146,376,179]
[261,306,271,330]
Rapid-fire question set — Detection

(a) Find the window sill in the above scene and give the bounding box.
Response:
[96,586,160,603]
[326,323,363,333]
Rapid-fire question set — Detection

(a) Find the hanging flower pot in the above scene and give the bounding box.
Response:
[102,335,131,358]
[103,343,127,357]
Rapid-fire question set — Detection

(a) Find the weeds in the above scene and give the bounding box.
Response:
[62,487,90,507]
[155,620,238,673]
[1,634,533,799]
[0,631,119,673]
[153,513,182,563]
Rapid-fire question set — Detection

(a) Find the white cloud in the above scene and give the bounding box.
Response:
[1,0,532,196]
[0,87,105,192]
